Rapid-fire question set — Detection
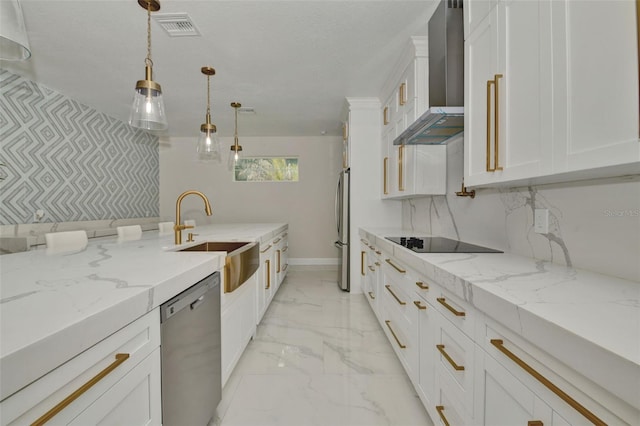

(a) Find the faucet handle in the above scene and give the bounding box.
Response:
[175,224,194,231]
[186,232,198,242]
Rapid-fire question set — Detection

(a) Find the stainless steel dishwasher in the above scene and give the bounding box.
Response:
[160,271,221,426]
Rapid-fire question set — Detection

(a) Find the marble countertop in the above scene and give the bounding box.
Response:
[0,223,287,400]
[361,227,640,411]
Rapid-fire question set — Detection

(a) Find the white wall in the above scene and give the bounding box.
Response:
[160,136,343,263]
[402,137,640,283]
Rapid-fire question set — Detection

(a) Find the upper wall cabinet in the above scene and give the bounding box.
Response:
[380,37,447,199]
[464,0,639,188]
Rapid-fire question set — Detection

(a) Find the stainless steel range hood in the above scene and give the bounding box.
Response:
[394,0,464,145]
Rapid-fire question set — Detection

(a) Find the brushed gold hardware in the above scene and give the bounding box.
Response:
[282,264,288,272]
[414,300,427,310]
[437,344,465,371]
[361,251,366,276]
[399,82,407,106]
[361,239,369,244]
[455,179,476,198]
[277,250,281,273]
[383,106,389,125]
[174,190,212,245]
[486,79,495,172]
[383,157,389,195]
[368,291,376,300]
[398,145,405,191]
[260,244,272,253]
[490,339,606,426]
[385,284,406,305]
[342,122,348,141]
[375,261,381,266]
[437,297,466,317]
[265,259,271,289]
[376,250,381,255]
[385,258,406,273]
[416,282,429,290]
[494,74,504,171]
[273,238,281,244]
[436,406,450,426]
[369,245,375,250]
[528,422,544,426]
[186,232,197,242]
[385,320,406,348]
[282,246,288,252]
[31,353,130,426]
[368,265,375,272]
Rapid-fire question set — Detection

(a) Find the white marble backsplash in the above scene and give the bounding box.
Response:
[402,137,640,282]
[0,217,161,253]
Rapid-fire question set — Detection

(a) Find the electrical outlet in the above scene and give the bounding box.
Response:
[534,209,549,234]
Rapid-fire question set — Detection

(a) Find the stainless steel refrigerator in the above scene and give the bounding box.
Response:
[334,168,350,291]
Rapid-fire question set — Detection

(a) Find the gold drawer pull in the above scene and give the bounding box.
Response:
[369,245,376,250]
[436,344,465,371]
[491,339,606,426]
[376,250,381,255]
[416,281,428,290]
[385,258,406,273]
[436,406,450,426]
[32,353,130,426]
[282,246,288,253]
[385,320,406,349]
[368,291,375,300]
[437,297,465,317]
[282,264,288,272]
[399,82,407,106]
[277,250,281,273]
[361,251,366,276]
[383,157,389,194]
[273,238,281,244]
[260,244,272,253]
[375,261,381,266]
[383,106,389,125]
[528,422,544,426]
[385,284,406,305]
[413,300,427,310]
[265,259,271,289]
[368,265,375,272]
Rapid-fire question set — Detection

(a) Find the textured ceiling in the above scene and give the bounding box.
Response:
[3,1,437,137]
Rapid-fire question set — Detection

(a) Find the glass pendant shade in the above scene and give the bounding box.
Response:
[129,66,168,131]
[227,143,243,171]
[197,125,222,161]
[0,0,31,61]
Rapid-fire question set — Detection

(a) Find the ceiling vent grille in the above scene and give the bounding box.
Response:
[152,13,200,37]
[238,107,256,114]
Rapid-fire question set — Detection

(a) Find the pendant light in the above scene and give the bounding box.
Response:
[129,0,168,132]
[0,0,31,61]
[228,102,243,170]
[196,66,222,162]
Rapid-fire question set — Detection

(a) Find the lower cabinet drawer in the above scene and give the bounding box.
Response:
[381,303,418,379]
[1,309,160,425]
[434,369,473,426]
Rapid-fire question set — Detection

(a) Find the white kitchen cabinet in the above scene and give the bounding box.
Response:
[464,0,639,188]
[394,144,447,198]
[1,309,161,426]
[257,240,274,323]
[273,232,288,288]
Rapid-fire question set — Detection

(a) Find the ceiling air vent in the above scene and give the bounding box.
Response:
[152,13,200,37]
[238,107,256,114]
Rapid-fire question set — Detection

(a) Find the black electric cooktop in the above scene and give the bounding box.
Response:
[386,237,502,253]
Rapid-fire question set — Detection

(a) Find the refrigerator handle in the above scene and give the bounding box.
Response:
[335,175,341,235]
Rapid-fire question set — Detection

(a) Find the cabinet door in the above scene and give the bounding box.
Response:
[417,298,438,410]
[551,0,639,172]
[479,348,553,426]
[464,0,497,40]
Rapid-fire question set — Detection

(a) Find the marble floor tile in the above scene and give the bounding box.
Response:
[218,270,432,426]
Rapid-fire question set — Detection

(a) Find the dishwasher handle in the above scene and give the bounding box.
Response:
[161,272,220,323]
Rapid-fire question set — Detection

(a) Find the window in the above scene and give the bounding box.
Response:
[233,157,299,182]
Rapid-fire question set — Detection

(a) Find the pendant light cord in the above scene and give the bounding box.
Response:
[145,1,153,68]
[234,105,239,145]
[206,74,211,115]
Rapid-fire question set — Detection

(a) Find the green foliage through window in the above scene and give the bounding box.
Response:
[233,157,299,182]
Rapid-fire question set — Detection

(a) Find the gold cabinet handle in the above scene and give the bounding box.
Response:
[260,244,272,253]
[368,265,375,272]
[361,238,369,244]
[385,284,406,305]
[277,250,281,273]
[383,106,389,125]
[376,250,381,255]
[437,297,465,317]
[436,344,465,371]
[494,74,504,171]
[416,281,428,290]
[413,300,427,310]
[361,251,366,276]
[385,320,406,349]
[398,145,405,191]
[31,353,130,426]
[265,259,271,289]
[282,246,288,253]
[528,422,544,426]
[273,238,281,244]
[385,258,406,273]
[374,261,381,266]
[368,291,376,300]
[282,264,288,272]
[486,79,495,172]
[435,406,450,426]
[490,339,606,426]
[383,157,389,195]
[399,82,407,106]
[342,121,348,141]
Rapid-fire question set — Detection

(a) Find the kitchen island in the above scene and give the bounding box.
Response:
[0,223,286,423]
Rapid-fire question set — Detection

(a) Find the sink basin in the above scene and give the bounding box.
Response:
[179,241,260,293]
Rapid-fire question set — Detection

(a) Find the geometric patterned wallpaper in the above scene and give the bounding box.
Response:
[0,70,159,224]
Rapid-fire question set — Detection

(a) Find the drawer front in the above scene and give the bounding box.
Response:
[434,369,473,426]
[433,286,476,339]
[2,309,160,425]
[437,314,475,415]
[381,302,418,378]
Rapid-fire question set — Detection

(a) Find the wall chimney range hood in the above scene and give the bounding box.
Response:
[394,0,464,146]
